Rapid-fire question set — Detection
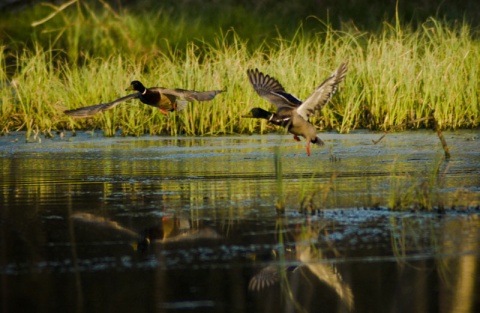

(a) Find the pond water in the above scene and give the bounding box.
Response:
[0,130,479,313]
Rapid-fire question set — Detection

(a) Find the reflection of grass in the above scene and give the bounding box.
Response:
[389,216,436,268]
[274,144,286,213]
[0,2,479,136]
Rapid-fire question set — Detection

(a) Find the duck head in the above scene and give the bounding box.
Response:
[126,80,147,93]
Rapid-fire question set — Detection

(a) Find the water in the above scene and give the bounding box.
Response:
[0,130,479,313]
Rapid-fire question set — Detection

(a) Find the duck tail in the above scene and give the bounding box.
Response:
[175,100,188,112]
[311,136,325,146]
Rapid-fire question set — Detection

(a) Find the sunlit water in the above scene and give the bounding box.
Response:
[1,130,479,313]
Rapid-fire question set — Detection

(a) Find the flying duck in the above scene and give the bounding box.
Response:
[64,80,225,117]
[243,63,348,156]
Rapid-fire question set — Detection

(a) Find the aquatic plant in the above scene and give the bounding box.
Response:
[388,157,446,211]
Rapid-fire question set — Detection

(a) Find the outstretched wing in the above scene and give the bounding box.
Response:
[71,212,140,240]
[247,68,302,109]
[248,265,280,291]
[296,62,348,121]
[158,88,226,102]
[64,93,140,118]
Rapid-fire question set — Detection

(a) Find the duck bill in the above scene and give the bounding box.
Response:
[125,85,135,91]
[241,113,255,118]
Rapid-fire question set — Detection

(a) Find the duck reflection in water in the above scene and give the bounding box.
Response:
[137,215,221,251]
[71,212,221,252]
[249,223,354,311]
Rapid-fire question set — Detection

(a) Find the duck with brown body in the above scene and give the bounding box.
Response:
[243,63,348,156]
[64,80,225,117]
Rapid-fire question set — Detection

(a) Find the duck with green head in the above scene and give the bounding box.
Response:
[243,63,348,156]
[65,80,225,117]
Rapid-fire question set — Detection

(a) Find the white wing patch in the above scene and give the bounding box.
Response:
[296,62,348,120]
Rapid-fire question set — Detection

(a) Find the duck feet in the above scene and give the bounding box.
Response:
[306,142,311,156]
[158,108,169,115]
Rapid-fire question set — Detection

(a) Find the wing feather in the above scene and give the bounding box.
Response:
[158,88,226,102]
[247,68,302,108]
[296,62,348,120]
[248,265,280,291]
[64,93,140,118]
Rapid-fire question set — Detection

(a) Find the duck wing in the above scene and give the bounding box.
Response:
[296,62,348,121]
[71,212,140,241]
[64,93,140,117]
[247,68,302,109]
[270,107,296,127]
[158,88,226,102]
[248,265,280,291]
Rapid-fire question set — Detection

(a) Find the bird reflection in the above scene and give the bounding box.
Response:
[138,216,221,250]
[249,224,354,311]
[71,212,140,242]
[71,212,221,251]
[296,243,354,311]
[248,247,298,291]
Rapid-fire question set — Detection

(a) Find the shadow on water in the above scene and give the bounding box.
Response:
[0,130,479,313]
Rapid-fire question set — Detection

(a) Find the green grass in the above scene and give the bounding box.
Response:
[388,156,447,211]
[0,1,479,137]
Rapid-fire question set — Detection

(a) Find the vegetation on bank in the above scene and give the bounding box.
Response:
[0,1,479,137]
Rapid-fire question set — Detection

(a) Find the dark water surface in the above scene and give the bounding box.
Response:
[1,130,479,313]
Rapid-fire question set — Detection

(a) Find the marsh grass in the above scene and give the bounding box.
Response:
[0,2,479,137]
[296,171,339,214]
[388,157,447,211]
